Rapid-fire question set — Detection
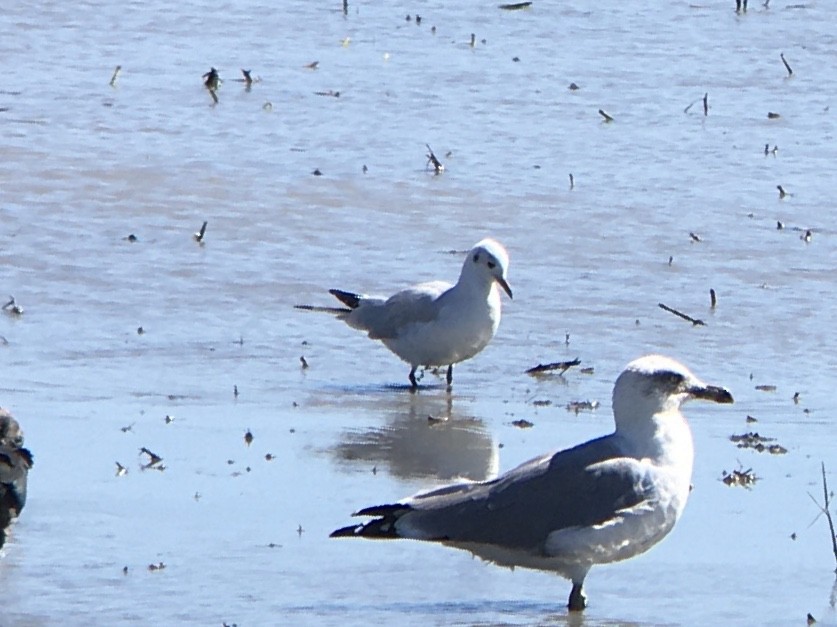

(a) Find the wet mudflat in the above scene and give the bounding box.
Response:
[1,1,837,625]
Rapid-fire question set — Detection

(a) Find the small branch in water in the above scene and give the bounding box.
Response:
[525,358,581,376]
[139,446,163,468]
[598,109,614,123]
[2,295,23,315]
[703,92,709,116]
[194,220,208,243]
[569,173,574,190]
[683,98,700,114]
[203,67,220,103]
[780,52,793,77]
[425,144,444,174]
[710,288,717,309]
[203,67,220,90]
[817,462,837,571]
[109,65,122,87]
[498,1,532,9]
[658,303,706,326]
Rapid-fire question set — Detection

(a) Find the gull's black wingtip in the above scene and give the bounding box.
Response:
[330,524,362,538]
[330,504,410,539]
[329,289,362,309]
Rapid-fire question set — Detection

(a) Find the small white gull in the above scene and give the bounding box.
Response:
[296,238,512,388]
[331,355,733,611]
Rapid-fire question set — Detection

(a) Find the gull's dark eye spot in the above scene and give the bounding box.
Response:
[487,261,496,269]
[659,371,685,388]
[473,253,479,263]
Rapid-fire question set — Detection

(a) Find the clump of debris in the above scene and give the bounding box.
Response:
[729,432,788,455]
[566,400,600,414]
[721,466,758,488]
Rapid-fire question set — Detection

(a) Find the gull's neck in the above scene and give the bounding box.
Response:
[455,262,495,299]
[613,398,694,467]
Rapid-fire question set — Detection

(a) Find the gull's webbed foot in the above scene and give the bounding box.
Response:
[568,582,587,612]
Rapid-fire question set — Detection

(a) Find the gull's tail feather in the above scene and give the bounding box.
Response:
[329,289,363,309]
[294,304,351,314]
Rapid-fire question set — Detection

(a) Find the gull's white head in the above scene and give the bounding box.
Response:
[612,355,733,429]
[463,238,512,298]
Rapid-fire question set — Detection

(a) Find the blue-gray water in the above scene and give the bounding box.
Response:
[1,1,836,625]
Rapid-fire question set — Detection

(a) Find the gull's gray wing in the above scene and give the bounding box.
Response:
[345,281,453,340]
[333,435,656,551]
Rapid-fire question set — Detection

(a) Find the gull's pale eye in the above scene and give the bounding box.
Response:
[487,261,496,270]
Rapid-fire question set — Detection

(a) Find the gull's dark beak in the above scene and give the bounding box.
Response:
[688,384,734,404]
[496,277,513,299]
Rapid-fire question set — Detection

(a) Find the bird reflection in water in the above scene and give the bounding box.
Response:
[332,392,498,482]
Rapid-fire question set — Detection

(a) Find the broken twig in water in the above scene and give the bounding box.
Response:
[598,109,614,123]
[780,53,793,77]
[109,65,122,87]
[203,67,220,103]
[810,462,837,571]
[425,144,444,173]
[683,97,700,114]
[703,92,709,116]
[710,288,717,309]
[2,296,23,315]
[658,303,706,326]
[499,1,532,9]
[194,220,208,243]
[525,358,581,376]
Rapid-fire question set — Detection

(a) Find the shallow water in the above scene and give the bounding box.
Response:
[1,1,837,625]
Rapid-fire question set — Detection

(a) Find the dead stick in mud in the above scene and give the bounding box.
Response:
[780,53,793,77]
[425,144,444,173]
[658,303,706,326]
[525,358,581,376]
